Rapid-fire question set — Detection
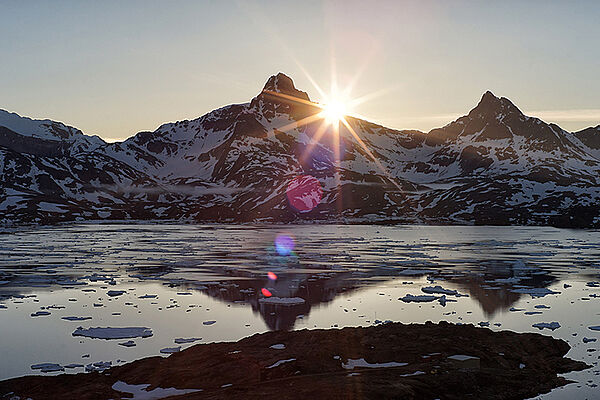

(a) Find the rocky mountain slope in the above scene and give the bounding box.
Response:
[1,73,599,227]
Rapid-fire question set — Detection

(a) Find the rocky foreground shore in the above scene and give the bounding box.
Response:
[0,321,589,400]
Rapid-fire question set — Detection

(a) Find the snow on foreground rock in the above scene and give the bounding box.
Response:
[111,381,202,400]
[0,321,590,400]
[72,327,153,339]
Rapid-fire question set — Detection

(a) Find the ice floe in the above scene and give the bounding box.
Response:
[30,363,64,373]
[30,311,51,317]
[160,346,181,354]
[588,326,600,331]
[72,327,153,339]
[421,285,459,296]
[532,322,561,331]
[61,316,92,321]
[270,344,286,350]
[510,287,560,298]
[174,338,202,344]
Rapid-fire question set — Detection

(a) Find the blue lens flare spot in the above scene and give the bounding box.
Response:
[275,234,295,256]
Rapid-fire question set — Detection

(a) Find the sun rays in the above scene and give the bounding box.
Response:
[264,81,404,194]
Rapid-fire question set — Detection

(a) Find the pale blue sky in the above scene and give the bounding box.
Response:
[1,0,599,140]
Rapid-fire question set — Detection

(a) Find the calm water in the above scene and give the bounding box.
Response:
[0,224,599,399]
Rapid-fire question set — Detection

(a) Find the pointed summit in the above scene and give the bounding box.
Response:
[260,73,310,102]
[250,73,315,120]
[469,91,523,119]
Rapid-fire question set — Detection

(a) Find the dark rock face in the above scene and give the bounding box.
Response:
[1,74,600,227]
[0,322,589,400]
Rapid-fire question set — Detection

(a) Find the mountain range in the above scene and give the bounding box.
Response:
[1,73,599,227]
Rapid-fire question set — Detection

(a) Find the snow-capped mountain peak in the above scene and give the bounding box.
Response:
[1,74,600,227]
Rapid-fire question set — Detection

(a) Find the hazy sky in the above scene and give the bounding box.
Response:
[1,0,599,141]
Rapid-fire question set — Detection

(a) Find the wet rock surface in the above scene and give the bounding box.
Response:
[0,321,589,400]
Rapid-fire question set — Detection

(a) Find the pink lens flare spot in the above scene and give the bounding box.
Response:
[286,175,323,213]
[275,234,295,256]
[267,271,278,281]
[261,288,272,297]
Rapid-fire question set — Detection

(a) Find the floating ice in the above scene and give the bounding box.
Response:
[72,327,153,339]
[85,361,111,372]
[258,297,305,305]
[61,316,92,321]
[510,287,560,298]
[399,294,438,303]
[270,344,286,350]
[174,338,202,344]
[30,311,51,317]
[64,363,84,369]
[160,346,181,354]
[342,358,407,370]
[421,285,458,296]
[532,322,561,331]
[31,363,64,373]
[589,326,600,331]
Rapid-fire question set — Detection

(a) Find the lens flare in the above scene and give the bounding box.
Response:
[286,175,322,213]
[275,234,295,256]
[267,271,278,280]
[261,288,272,297]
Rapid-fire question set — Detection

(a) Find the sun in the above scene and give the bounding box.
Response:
[320,100,348,125]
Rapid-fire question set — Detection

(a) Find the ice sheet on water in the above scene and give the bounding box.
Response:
[174,338,202,344]
[30,311,50,317]
[61,316,92,321]
[160,346,181,354]
[72,327,153,339]
[421,285,459,296]
[510,287,561,298]
[112,381,202,400]
[399,294,438,303]
[588,326,600,331]
[532,322,561,331]
[31,363,64,372]
[270,344,285,350]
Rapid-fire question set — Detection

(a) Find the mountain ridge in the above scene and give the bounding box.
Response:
[1,73,599,227]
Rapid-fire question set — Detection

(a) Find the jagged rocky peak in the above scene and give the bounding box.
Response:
[468,90,524,119]
[251,73,315,120]
[260,72,310,102]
